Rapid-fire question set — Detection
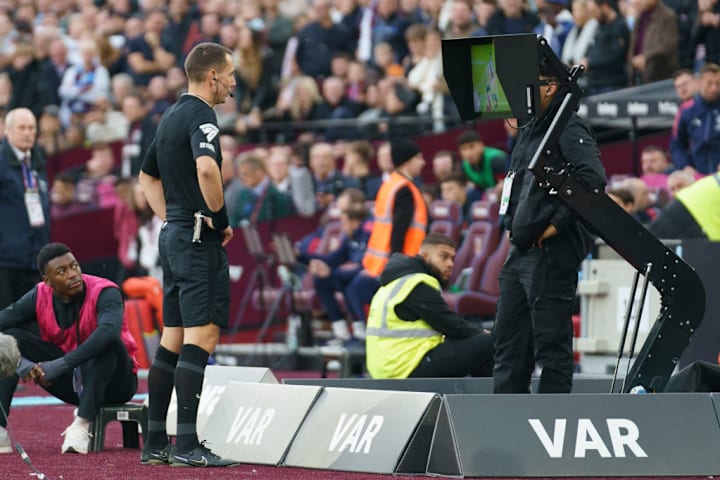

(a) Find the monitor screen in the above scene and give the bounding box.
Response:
[442,34,541,122]
[471,42,512,117]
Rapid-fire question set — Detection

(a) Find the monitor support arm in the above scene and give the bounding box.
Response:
[527,39,705,393]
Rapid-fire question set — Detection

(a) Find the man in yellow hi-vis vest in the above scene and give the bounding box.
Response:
[366,233,494,379]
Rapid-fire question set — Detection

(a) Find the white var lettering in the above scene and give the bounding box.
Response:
[198,385,226,416]
[329,413,384,454]
[226,407,275,445]
[529,418,647,458]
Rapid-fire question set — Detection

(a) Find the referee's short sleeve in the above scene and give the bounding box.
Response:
[140,137,160,177]
[189,109,221,162]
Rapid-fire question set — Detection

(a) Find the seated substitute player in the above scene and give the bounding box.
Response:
[0,243,139,455]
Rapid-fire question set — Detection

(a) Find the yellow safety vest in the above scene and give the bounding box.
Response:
[676,173,720,240]
[366,273,444,379]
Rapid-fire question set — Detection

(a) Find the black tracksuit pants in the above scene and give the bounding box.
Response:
[493,240,579,393]
[0,325,137,426]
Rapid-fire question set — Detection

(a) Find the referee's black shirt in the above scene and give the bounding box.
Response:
[141,94,223,227]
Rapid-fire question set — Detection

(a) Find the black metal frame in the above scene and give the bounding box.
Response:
[528,38,705,392]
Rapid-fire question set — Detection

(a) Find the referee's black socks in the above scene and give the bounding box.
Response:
[146,345,179,448]
[174,344,210,453]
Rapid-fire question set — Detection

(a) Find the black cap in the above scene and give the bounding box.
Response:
[390,139,421,167]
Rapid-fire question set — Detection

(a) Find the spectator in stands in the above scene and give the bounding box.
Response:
[534,0,576,56]
[145,75,174,120]
[402,23,428,74]
[407,28,447,132]
[50,172,86,218]
[485,0,540,35]
[0,108,50,310]
[672,69,698,102]
[37,105,70,157]
[561,0,598,74]
[607,186,635,213]
[670,63,720,174]
[126,9,176,87]
[640,145,673,174]
[0,243,139,455]
[232,24,277,129]
[72,143,119,207]
[162,0,200,69]
[266,144,317,217]
[110,73,135,110]
[295,0,352,78]
[445,0,482,38]
[84,94,129,145]
[457,129,508,195]
[432,149,458,183]
[376,81,422,139]
[628,0,678,85]
[114,178,156,282]
[366,233,494,378]
[275,75,324,143]
[376,140,395,182]
[58,38,111,128]
[373,0,412,63]
[666,169,695,196]
[0,11,16,70]
[649,172,720,240]
[302,203,371,344]
[316,76,363,141]
[694,0,720,66]
[664,0,698,70]
[621,176,657,223]
[439,173,476,225]
[346,59,368,104]
[343,140,382,200]
[228,151,293,225]
[584,0,629,94]
[6,43,56,119]
[310,142,358,210]
[42,38,71,103]
[473,0,499,31]
[261,0,295,78]
[120,93,157,178]
[368,41,405,83]
[493,58,606,394]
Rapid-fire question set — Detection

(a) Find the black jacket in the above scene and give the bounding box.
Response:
[503,94,606,260]
[586,15,629,91]
[379,253,483,339]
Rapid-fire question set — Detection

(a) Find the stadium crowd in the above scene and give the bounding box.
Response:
[1,0,719,343]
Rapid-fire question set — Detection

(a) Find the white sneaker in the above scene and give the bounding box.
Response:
[61,424,91,454]
[331,320,351,341]
[0,425,12,454]
[352,321,366,340]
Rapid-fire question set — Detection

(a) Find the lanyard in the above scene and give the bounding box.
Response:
[20,158,37,191]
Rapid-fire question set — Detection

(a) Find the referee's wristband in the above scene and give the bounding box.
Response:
[210,205,229,231]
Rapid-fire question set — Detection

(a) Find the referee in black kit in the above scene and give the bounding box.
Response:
[138,42,238,467]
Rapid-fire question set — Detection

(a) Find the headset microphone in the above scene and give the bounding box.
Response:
[214,77,234,98]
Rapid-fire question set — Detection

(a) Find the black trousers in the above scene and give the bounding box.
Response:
[0,267,40,310]
[0,325,138,426]
[409,333,494,378]
[493,241,578,393]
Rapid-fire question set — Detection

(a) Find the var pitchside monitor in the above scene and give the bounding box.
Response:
[442,34,541,122]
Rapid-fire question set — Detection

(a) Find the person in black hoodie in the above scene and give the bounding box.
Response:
[493,58,606,394]
[365,233,494,379]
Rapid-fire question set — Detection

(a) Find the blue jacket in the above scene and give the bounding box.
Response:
[670,95,720,174]
[0,141,50,270]
[298,222,371,282]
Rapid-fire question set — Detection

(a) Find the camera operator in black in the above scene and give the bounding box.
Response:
[493,59,606,394]
[138,42,238,467]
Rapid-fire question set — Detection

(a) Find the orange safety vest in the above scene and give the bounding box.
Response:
[362,171,427,277]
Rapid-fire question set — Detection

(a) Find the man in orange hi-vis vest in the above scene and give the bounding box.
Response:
[346,139,429,341]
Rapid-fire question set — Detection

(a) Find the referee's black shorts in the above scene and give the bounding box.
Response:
[158,222,230,328]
